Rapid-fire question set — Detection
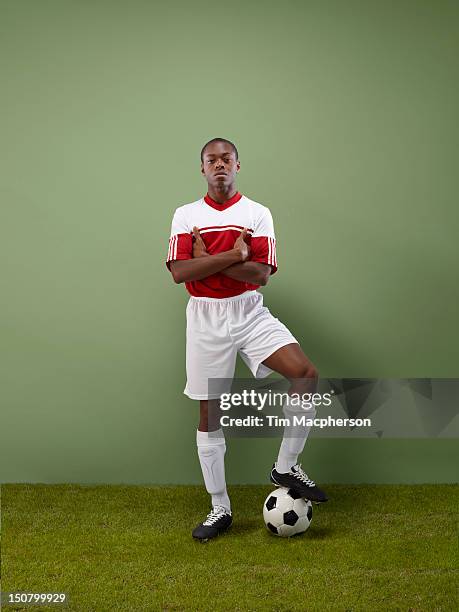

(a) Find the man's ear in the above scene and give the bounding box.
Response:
[200,163,205,175]
[236,160,241,172]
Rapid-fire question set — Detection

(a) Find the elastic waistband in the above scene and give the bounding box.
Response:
[188,290,259,304]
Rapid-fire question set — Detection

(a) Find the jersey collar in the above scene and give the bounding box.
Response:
[204,191,242,211]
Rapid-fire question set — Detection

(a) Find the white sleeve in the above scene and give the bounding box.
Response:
[251,207,277,272]
[252,207,276,239]
[169,207,189,238]
[166,207,192,267]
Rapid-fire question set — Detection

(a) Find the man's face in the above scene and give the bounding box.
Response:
[201,141,240,189]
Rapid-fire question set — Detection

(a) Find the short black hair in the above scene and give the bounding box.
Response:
[200,138,239,162]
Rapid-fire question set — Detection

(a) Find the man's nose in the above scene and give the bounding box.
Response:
[215,159,225,167]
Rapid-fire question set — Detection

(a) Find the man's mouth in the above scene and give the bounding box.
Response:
[215,172,227,176]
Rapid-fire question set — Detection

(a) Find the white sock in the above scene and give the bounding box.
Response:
[196,429,231,513]
[276,437,307,473]
[276,397,316,473]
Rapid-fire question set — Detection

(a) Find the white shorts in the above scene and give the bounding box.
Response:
[184,290,298,400]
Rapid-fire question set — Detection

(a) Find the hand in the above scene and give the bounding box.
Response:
[234,228,250,262]
[192,227,209,258]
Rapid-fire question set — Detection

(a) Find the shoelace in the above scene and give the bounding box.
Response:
[293,464,316,487]
[203,505,228,526]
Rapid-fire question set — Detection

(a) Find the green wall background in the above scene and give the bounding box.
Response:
[1,0,458,484]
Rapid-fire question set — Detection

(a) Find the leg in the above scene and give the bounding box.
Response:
[198,399,221,432]
[263,344,328,502]
[193,399,233,541]
[263,343,318,472]
[232,293,327,501]
[196,399,231,513]
[184,297,236,537]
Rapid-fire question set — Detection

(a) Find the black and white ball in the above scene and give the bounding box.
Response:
[263,487,313,537]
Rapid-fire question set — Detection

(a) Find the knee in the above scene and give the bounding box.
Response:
[289,362,319,381]
[305,364,319,380]
[287,362,319,397]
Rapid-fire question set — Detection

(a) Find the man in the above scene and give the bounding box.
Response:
[166,138,327,542]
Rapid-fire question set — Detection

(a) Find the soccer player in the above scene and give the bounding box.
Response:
[166,138,327,542]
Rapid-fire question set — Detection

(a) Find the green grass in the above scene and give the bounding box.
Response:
[1,484,458,611]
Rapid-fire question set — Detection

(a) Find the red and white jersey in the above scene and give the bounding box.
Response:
[166,192,277,298]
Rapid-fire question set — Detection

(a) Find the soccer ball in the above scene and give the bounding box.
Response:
[263,487,313,537]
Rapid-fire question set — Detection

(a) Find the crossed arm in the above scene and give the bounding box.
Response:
[169,228,272,286]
